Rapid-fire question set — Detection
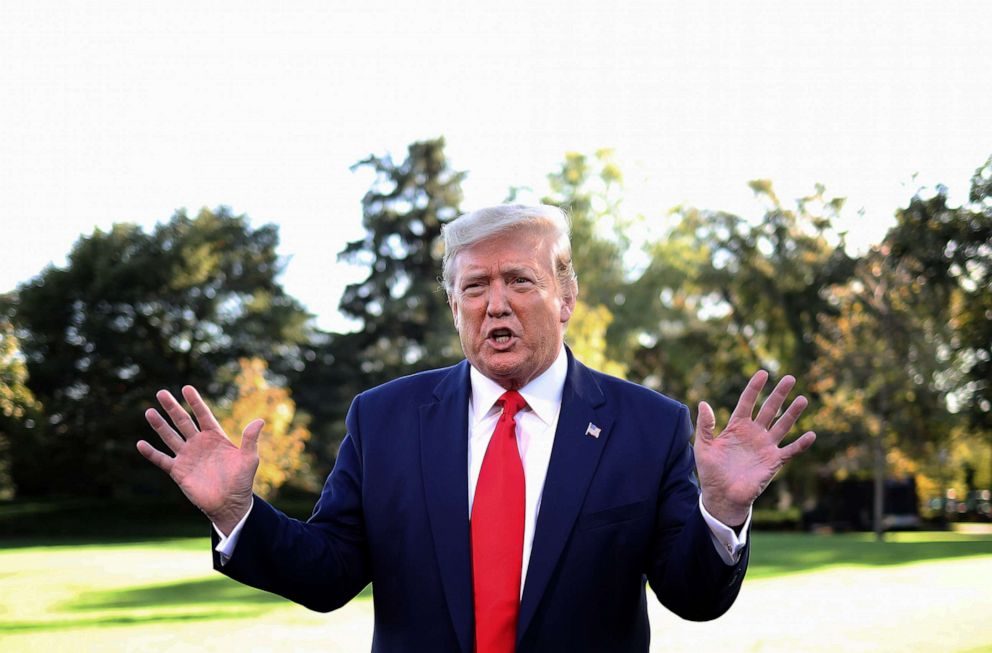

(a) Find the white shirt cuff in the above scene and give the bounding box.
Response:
[212,498,254,566]
[699,496,750,566]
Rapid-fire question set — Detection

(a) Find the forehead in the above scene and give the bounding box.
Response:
[453,230,553,277]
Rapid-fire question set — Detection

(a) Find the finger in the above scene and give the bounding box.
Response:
[241,419,265,455]
[136,440,175,474]
[181,385,224,433]
[156,389,200,439]
[770,395,809,442]
[729,370,769,423]
[695,402,716,442]
[144,408,185,454]
[754,375,796,428]
[779,431,816,462]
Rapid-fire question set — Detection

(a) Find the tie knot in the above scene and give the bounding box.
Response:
[497,390,526,420]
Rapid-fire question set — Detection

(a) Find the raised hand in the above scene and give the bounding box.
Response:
[136,385,264,534]
[694,370,816,527]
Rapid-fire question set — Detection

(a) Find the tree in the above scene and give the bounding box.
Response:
[805,153,992,536]
[538,150,653,363]
[883,158,992,495]
[959,158,992,489]
[636,185,852,413]
[678,182,854,379]
[291,138,465,465]
[0,317,40,499]
[566,301,627,379]
[624,183,856,511]
[218,358,314,500]
[8,207,311,497]
[810,244,953,539]
[337,137,465,383]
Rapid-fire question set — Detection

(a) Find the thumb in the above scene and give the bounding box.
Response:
[241,419,265,454]
[695,401,716,442]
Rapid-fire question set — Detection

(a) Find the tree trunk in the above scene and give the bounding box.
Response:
[873,432,886,542]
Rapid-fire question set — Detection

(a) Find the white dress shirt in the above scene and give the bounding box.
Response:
[466,344,567,593]
[216,346,750,573]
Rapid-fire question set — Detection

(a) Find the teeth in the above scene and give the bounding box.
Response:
[495,335,510,343]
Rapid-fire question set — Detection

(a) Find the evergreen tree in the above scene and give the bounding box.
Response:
[336,138,466,384]
[291,138,465,466]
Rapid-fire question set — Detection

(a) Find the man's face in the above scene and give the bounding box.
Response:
[449,229,575,390]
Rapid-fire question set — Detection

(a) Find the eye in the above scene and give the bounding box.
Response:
[461,281,485,295]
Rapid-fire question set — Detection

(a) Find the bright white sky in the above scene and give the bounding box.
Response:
[2,0,990,332]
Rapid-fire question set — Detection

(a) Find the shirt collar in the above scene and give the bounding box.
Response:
[469,345,568,427]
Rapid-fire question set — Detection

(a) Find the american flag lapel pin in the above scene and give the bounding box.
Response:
[585,422,601,438]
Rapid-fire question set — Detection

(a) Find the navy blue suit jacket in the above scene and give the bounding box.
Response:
[214,351,748,652]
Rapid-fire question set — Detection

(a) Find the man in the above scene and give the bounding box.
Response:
[137,204,815,652]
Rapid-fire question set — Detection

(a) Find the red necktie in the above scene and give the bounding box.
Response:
[472,390,527,653]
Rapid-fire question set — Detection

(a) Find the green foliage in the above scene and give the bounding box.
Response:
[811,243,954,467]
[678,182,854,379]
[945,159,992,434]
[290,138,465,466]
[566,301,627,379]
[633,183,854,460]
[804,159,992,531]
[886,159,992,495]
[835,162,989,433]
[539,150,657,364]
[7,207,311,497]
[337,137,465,378]
[541,150,629,310]
[2,136,988,512]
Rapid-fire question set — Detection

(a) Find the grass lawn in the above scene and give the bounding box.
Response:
[1,531,990,652]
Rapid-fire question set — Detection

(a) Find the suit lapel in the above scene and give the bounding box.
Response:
[419,361,474,653]
[517,352,613,645]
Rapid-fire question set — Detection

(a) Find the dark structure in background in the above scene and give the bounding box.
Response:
[803,477,921,531]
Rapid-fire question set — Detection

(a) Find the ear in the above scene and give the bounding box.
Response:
[449,293,461,331]
[559,282,577,324]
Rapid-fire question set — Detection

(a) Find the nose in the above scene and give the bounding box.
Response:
[486,281,512,317]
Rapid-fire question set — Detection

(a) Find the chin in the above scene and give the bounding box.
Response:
[479,361,528,387]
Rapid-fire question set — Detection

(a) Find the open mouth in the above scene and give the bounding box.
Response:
[488,328,514,345]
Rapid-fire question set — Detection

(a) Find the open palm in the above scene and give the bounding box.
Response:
[136,385,263,533]
[694,371,816,526]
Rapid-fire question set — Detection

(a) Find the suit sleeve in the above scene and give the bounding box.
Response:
[211,395,372,613]
[645,404,749,621]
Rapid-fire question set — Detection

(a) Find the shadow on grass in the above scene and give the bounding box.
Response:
[748,532,992,579]
[0,578,375,634]
[0,536,214,553]
[67,577,287,610]
[65,576,374,612]
[0,609,268,634]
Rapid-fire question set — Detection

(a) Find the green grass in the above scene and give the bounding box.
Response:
[1,531,990,651]
[747,530,992,579]
[0,537,373,636]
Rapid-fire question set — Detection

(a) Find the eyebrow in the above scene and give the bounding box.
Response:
[458,270,489,284]
[459,265,539,283]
